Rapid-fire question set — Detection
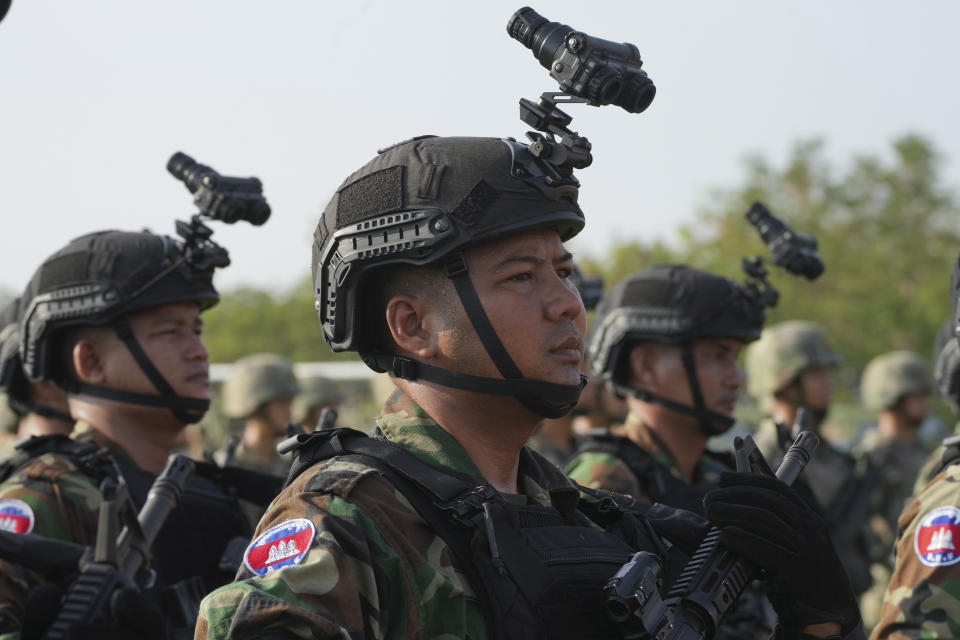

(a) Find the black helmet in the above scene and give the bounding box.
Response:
[312,135,586,418]
[0,298,72,422]
[588,264,765,435]
[934,318,960,409]
[19,230,219,423]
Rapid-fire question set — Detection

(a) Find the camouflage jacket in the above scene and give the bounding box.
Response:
[0,428,255,633]
[197,392,703,640]
[0,429,125,630]
[564,413,728,508]
[870,458,960,638]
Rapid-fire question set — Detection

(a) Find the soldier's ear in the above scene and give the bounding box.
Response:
[385,294,438,360]
[629,343,662,389]
[72,338,108,384]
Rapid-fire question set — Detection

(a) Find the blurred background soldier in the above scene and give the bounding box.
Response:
[746,319,872,597]
[0,298,73,446]
[292,375,342,432]
[854,350,932,631]
[217,353,299,475]
[0,230,255,637]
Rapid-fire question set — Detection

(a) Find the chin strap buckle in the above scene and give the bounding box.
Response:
[443,253,469,279]
[391,356,419,381]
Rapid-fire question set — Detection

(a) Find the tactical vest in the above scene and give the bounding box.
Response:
[571,431,733,515]
[0,434,277,629]
[284,427,688,640]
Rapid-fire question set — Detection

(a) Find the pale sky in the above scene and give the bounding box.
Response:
[1,1,958,299]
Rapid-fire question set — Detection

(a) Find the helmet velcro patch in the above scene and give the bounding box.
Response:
[337,166,405,227]
[38,252,89,292]
[451,180,500,227]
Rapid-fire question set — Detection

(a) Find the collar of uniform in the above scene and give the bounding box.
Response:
[376,388,577,511]
[376,388,487,484]
[73,425,140,470]
[624,412,713,484]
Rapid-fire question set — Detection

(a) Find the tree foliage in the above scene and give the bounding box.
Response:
[582,134,960,377]
[201,275,356,363]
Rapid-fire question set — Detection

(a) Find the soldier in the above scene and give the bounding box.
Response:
[195,135,860,639]
[0,230,258,637]
[870,307,960,637]
[0,298,74,442]
[292,375,342,431]
[745,320,872,595]
[565,264,763,511]
[854,351,932,631]
[217,353,300,475]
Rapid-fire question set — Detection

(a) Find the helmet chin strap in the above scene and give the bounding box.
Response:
[366,252,586,419]
[61,317,209,425]
[609,343,735,437]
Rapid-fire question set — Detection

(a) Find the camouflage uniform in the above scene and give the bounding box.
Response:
[565,412,729,506]
[0,429,253,631]
[196,391,679,640]
[870,456,960,638]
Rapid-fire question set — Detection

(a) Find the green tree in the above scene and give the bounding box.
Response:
[202,275,357,363]
[584,134,960,377]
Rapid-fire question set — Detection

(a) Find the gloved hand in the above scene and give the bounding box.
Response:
[703,472,861,636]
[22,583,167,640]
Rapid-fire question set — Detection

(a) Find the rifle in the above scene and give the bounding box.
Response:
[0,454,195,639]
[604,410,819,639]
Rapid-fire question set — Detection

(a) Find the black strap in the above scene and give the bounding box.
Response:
[284,428,504,636]
[366,354,585,404]
[0,434,118,485]
[608,378,735,437]
[441,253,585,419]
[6,396,73,423]
[59,317,210,424]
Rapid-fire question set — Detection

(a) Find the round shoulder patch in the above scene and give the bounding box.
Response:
[0,498,35,534]
[915,505,960,567]
[243,518,316,576]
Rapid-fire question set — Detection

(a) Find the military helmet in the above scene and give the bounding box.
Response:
[860,350,930,412]
[588,264,765,385]
[311,135,587,419]
[745,320,840,398]
[222,353,300,419]
[312,135,584,355]
[292,376,342,423]
[20,230,218,383]
[934,318,960,405]
[0,298,25,414]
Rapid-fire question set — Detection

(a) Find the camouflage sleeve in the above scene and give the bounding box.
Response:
[0,455,101,631]
[195,458,486,640]
[871,464,960,639]
[564,452,647,502]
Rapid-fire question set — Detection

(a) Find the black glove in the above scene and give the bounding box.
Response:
[22,583,167,640]
[703,472,861,635]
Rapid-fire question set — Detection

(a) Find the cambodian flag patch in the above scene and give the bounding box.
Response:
[243,518,316,576]
[0,498,35,534]
[915,505,960,567]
